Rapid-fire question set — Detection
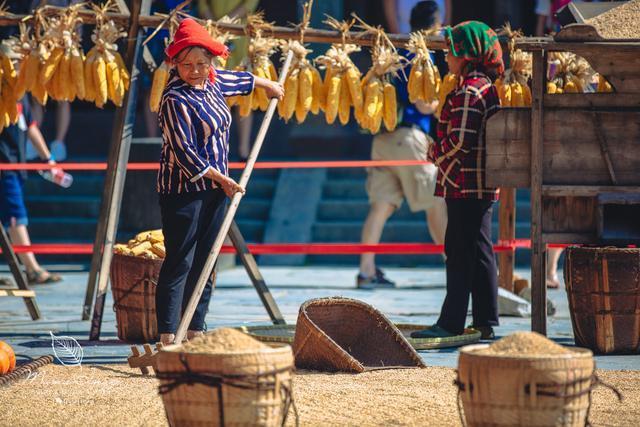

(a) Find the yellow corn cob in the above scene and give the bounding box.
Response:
[522,83,532,106]
[254,67,270,111]
[268,61,278,82]
[547,81,557,94]
[432,64,441,94]
[571,76,584,92]
[563,80,579,93]
[0,53,16,89]
[70,49,85,100]
[226,95,238,107]
[83,50,96,102]
[238,89,253,117]
[130,241,152,257]
[597,74,612,93]
[319,66,333,112]
[298,66,313,111]
[310,66,322,114]
[338,72,351,126]
[555,87,563,94]
[436,73,458,117]
[383,81,397,132]
[106,59,121,105]
[93,55,108,107]
[114,52,130,90]
[32,79,48,105]
[149,61,168,112]
[46,63,60,100]
[408,62,423,103]
[423,62,437,102]
[4,95,18,125]
[344,66,362,114]
[295,95,308,123]
[23,50,40,92]
[13,58,28,100]
[150,243,166,258]
[511,83,524,107]
[281,70,299,121]
[148,229,164,243]
[324,75,341,125]
[365,78,383,133]
[498,82,512,106]
[39,47,63,84]
[63,53,76,101]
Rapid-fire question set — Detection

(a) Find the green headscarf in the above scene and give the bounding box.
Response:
[444,21,505,77]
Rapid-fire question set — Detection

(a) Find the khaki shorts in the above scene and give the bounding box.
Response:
[366,126,438,212]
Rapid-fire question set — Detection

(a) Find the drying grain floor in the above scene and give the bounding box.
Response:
[0,363,638,426]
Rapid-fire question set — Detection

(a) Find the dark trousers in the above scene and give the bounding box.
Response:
[436,198,499,335]
[156,189,227,334]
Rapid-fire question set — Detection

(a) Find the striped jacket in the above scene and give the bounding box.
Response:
[431,71,500,200]
[157,69,254,194]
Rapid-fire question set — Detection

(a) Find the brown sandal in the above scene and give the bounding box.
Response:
[27,270,62,285]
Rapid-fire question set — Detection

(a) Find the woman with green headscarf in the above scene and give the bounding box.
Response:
[411,21,504,340]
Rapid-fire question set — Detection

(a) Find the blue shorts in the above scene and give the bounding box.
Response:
[0,173,28,227]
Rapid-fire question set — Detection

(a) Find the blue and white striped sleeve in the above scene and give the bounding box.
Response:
[160,97,212,182]
[215,69,255,97]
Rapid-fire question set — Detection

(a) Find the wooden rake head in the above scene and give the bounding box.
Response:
[128,342,164,375]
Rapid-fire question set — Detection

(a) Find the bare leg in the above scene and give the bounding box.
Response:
[55,101,71,143]
[236,110,253,159]
[8,224,41,274]
[187,330,204,340]
[359,201,395,277]
[159,333,175,345]
[143,90,160,137]
[425,197,447,245]
[31,102,44,126]
[546,247,563,288]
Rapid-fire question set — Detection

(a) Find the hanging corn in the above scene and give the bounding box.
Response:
[546,52,594,95]
[495,25,532,108]
[406,31,440,105]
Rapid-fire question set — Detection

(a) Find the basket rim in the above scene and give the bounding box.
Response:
[159,341,292,356]
[459,343,594,359]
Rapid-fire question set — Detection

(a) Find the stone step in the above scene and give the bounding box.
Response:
[318,199,532,222]
[234,219,266,243]
[236,199,272,221]
[25,195,101,218]
[312,220,532,242]
[29,217,98,240]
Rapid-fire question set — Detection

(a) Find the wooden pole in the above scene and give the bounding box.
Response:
[173,50,295,344]
[86,0,151,338]
[531,50,547,334]
[498,188,516,292]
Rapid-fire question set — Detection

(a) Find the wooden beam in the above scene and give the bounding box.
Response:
[542,185,640,197]
[543,233,596,244]
[87,0,151,339]
[498,188,516,292]
[0,289,36,298]
[530,50,547,335]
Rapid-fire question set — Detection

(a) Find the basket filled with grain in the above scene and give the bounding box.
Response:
[155,328,295,427]
[457,332,594,427]
[564,246,640,354]
[110,230,165,342]
[292,297,426,373]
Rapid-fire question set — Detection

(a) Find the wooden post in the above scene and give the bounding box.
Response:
[86,0,151,339]
[0,223,40,320]
[498,188,516,292]
[531,49,547,334]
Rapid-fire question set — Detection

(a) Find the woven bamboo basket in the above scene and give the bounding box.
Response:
[565,246,640,354]
[110,253,162,343]
[155,342,294,427]
[292,297,426,373]
[457,344,594,427]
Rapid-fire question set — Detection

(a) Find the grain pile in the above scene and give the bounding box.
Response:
[0,364,637,426]
[476,332,572,357]
[587,0,640,39]
[180,328,267,353]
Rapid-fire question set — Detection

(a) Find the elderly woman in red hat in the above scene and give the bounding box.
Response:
[155,18,283,345]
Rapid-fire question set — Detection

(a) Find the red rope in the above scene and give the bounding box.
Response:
[0,159,431,171]
[2,240,572,255]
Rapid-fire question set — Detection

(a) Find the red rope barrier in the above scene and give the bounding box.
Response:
[0,159,430,171]
[2,240,573,255]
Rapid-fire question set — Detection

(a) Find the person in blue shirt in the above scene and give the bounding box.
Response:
[357,1,447,289]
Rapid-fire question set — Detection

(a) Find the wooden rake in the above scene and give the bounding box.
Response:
[128,50,294,374]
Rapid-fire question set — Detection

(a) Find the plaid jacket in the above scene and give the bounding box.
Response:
[431,71,500,200]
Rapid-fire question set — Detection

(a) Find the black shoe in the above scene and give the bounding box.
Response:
[357,268,396,290]
[468,325,495,340]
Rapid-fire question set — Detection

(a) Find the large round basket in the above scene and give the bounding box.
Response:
[457,344,594,427]
[110,253,162,343]
[564,246,640,354]
[292,297,426,373]
[155,342,294,427]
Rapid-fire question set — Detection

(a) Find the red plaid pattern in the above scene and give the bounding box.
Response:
[431,71,500,200]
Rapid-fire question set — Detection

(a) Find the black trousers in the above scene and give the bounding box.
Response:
[156,189,227,334]
[436,198,499,335]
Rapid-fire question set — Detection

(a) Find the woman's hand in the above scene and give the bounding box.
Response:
[218,175,245,198]
[254,76,284,100]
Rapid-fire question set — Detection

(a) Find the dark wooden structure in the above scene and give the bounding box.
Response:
[486,24,640,333]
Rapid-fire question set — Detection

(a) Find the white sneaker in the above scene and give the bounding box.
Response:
[50,140,67,161]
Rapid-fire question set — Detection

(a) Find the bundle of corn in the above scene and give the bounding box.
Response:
[203,16,240,69]
[9,23,36,103]
[546,52,594,94]
[357,22,406,133]
[85,0,130,108]
[596,73,613,93]
[147,19,177,113]
[114,229,165,260]
[314,18,362,126]
[34,3,86,103]
[225,13,280,116]
[435,72,458,118]
[495,25,532,107]
[0,41,19,131]
[405,30,441,105]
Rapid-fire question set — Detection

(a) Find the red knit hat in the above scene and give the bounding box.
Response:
[165,18,229,60]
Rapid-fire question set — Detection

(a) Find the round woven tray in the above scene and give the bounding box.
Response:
[236,323,481,350]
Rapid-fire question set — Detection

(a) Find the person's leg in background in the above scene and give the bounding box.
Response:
[143,89,160,138]
[236,111,253,160]
[51,102,70,161]
[359,200,396,285]
[546,247,563,288]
